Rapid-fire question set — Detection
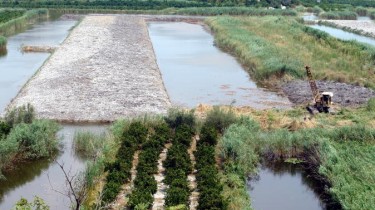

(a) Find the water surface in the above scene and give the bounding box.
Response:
[0,124,107,209]
[311,24,375,47]
[0,19,76,112]
[148,22,291,109]
[248,163,326,210]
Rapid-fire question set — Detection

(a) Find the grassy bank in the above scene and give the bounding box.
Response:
[0,9,48,36]
[48,7,297,16]
[206,16,375,89]
[215,101,375,210]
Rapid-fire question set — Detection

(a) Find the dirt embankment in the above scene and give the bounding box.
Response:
[321,20,375,38]
[6,15,171,122]
[282,80,375,107]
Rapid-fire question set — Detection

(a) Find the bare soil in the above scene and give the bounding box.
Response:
[188,136,198,210]
[109,150,140,210]
[282,80,375,107]
[6,15,171,122]
[323,20,375,38]
[152,143,172,210]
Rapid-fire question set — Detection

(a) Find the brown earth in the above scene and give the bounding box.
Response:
[282,80,375,107]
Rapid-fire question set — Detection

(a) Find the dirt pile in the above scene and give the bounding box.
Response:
[282,80,375,107]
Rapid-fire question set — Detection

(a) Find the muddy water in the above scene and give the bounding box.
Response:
[0,19,77,112]
[0,124,107,209]
[248,163,326,210]
[148,22,291,109]
[311,25,375,46]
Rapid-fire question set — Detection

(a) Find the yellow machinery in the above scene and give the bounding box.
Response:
[305,66,333,113]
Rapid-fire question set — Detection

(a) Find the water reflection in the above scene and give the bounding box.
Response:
[0,124,107,209]
[248,162,326,210]
[0,19,77,113]
[310,24,375,47]
[148,22,291,109]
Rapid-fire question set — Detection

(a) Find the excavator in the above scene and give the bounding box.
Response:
[305,66,333,114]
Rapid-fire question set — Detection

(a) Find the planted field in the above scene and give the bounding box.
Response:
[206,16,375,90]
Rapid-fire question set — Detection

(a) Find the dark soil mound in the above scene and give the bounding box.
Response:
[282,80,375,107]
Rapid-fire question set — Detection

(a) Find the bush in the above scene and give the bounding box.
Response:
[0,121,11,138]
[6,120,60,159]
[165,109,195,130]
[128,121,172,209]
[5,104,35,127]
[102,121,149,204]
[195,122,226,210]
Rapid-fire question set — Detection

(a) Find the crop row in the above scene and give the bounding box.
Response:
[163,111,195,208]
[195,123,226,210]
[127,122,171,209]
[101,121,148,204]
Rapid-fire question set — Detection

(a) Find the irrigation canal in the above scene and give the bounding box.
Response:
[148,22,292,109]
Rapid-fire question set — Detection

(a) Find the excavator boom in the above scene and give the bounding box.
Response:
[305,66,320,102]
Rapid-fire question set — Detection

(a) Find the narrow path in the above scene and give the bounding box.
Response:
[152,143,172,210]
[188,136,199,210]
[109,150,140,210]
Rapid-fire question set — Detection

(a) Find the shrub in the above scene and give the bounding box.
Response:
[165,186,190,207]
[0,121,11,138]
[165,109,195,130]
[6,120,59,159]
[199,124,218,146]
[128,121,172,209]
[102,121,149,204]
[5,104,35,126]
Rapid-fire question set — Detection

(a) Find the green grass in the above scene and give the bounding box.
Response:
[219,106,375,210]
[73,131,108,158]
[174,7,297,16]
[206,16,375,89]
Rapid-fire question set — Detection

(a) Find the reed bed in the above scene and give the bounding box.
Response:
[206,16,375,89]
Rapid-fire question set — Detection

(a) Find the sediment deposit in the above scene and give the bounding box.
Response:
[7,15,171,122]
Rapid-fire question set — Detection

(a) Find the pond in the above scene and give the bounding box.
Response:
[148,22,291,109]
[0,19,77,113]
[247,163,327,210]
[0,124,107,209]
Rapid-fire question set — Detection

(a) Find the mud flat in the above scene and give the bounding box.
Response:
[6,15,171,122]
[282,80,375,107]
[321,20,375,38]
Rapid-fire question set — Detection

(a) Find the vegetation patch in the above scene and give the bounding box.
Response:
[0,104,59,179]
[128,122,171,209]
[101,121,148,204]
[206,16,375,89]
[163,111,195,207]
